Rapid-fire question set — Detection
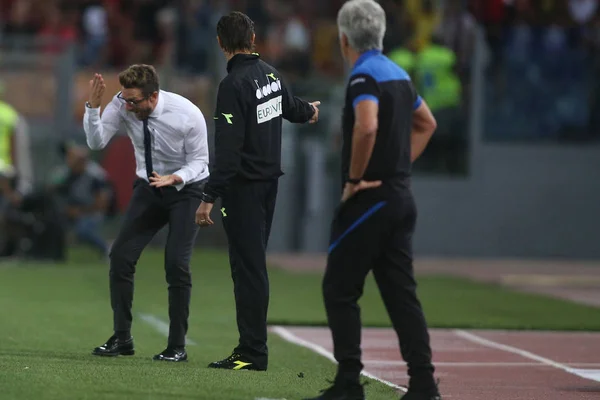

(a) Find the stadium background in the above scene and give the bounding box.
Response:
[1,0,598,259]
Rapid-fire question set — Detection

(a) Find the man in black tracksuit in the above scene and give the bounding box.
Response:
[304,1,440,400]
[195,11,319,371]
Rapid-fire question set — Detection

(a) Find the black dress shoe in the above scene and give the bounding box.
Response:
[152,347,187,362]
[92,335,134,357]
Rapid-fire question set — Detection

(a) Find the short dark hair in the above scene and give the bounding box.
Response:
[118,64,160,97]
[217,11,255,54]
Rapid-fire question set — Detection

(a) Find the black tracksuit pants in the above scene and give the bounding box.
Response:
[221,178,278,368]
[323,188,436,392]
[109,178,204,349]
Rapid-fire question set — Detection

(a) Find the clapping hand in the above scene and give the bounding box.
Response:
[88,73,106,108]
[149,172,183,188]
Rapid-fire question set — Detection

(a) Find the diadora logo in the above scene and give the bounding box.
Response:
[256,96,282,124]
[255,74,282,100]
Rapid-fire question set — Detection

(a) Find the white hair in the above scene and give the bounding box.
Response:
[337,0,386,54]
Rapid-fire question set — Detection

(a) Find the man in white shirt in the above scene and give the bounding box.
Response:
[83,64,209,363]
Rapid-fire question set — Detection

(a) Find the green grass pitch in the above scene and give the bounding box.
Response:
[1,248,599,399]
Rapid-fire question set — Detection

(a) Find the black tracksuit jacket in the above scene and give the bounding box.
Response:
[202,53,315,202]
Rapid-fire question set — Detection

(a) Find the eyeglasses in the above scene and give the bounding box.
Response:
[117,92,149,106]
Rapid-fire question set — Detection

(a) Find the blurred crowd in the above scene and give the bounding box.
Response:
[0,0,596,87]
[476,0,600,141]
[0,0,176,67]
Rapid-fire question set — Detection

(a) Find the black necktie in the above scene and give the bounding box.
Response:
[142,118,153,179]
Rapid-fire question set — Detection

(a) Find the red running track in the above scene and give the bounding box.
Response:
[271,327,600,400]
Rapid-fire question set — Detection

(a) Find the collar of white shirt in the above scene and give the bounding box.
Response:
[148,91,165,119]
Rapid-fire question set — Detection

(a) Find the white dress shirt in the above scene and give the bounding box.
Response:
[83,90,209,191]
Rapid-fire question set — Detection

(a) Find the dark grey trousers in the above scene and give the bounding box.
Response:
[109,178,204,348]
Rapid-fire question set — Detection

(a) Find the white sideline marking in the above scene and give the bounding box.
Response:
[254,398,287,400]
[271,326,407,393]
[139,313,197,346]
[454,330,600,383]
[567,369,600,382]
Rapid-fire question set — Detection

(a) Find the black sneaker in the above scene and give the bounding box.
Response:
[400,381,442,400]
[400,393,441,400]
[92,335,134,357]
[303,381,365,400]
[152,347,187,362]
[207,352,265,371]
